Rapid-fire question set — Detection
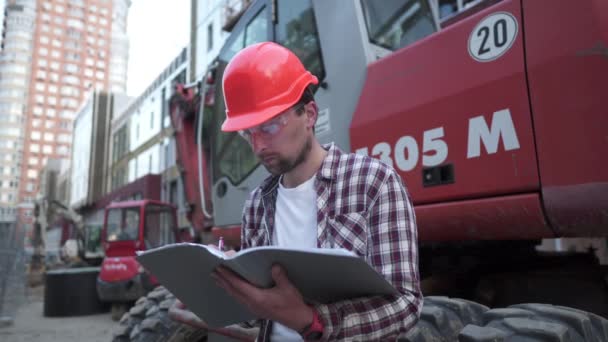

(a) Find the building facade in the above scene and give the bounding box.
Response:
[0,0,131,232]
[190,0,240,82]
[109,47,189,228]
[70,90,129,223]
[0,0,37,229]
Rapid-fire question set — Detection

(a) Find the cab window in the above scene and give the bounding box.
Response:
[144,205,175,249]
[437,0,491,21]
[361,0,497,52]
[211,0,326,186]
[213,6,270,185]
[106,207,139,242]
[360,0,437,51]
[275,0,326,83]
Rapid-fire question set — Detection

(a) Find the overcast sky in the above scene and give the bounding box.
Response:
[126,0,191,96]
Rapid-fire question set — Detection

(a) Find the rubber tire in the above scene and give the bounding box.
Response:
[459,303,608,342]
[112,286,208,342]
[43,267,109,317]
[400,296,490,342]
[112,303,129,321]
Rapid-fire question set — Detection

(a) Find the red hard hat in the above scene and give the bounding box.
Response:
[221,42,319,132]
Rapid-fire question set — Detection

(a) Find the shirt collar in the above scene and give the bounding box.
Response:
[259,142,343,195]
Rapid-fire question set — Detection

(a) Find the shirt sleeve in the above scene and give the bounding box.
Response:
[314,171,423,341]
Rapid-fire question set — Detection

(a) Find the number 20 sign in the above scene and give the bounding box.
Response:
[468,12,518,62]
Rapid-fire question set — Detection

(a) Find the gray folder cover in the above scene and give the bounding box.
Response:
[136,243,398,327]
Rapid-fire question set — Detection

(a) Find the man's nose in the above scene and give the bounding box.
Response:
[250,132,267,153]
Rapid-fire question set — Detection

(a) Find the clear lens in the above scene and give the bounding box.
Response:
[237,103,303,142]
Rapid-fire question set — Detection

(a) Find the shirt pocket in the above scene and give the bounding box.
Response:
[326,212,368,257]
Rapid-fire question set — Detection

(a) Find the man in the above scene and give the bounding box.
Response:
[171,42,422,341]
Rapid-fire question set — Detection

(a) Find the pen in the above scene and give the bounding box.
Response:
[218,236,224,251]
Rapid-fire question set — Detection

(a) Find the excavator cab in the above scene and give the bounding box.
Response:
[96,200,182,318]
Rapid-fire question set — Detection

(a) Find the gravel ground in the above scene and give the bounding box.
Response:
[0,285,116,342]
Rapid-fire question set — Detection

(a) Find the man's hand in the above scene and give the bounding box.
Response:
[169,299,259,342]
[213,264,313,332]
[168,299,209,329]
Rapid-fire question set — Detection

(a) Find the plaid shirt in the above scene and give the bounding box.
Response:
[241,143,422,341]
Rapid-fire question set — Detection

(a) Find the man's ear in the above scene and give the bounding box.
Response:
[305,101,318,129]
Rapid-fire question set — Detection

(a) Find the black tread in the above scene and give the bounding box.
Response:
[400,296,490,341]
[111,286,207,342]
[459,303,608,342]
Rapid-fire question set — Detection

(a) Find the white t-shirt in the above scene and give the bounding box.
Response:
[270,175,317,341]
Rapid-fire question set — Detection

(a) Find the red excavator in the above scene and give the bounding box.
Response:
[96,200,191,320]
[113,0,608,341]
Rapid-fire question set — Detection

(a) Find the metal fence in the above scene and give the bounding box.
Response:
[0,223,27,318]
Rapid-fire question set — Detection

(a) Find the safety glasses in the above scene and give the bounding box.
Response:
[238,104,304,142]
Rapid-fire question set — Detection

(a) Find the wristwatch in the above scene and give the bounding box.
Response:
[300,308,324,340]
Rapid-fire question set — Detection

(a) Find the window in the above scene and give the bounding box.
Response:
[57,146,69,155]
[276,0,326,83]
[212,6,273,184]
[67,18,84,29]
[32,131,41,140]
[207,23,213,51]
[44,133,54,141]
[222,3,269,59]
[65,63,79,73]
[161,87,168,128]
[360,0,437,51]
[144,205,175,249]
[43,145,53,154]
[67,28,81,39]
[58,134,71,143]
[106,208,140,242]
[29,144,39,153]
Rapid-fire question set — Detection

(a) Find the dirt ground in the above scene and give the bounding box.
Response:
[0,285,116,342]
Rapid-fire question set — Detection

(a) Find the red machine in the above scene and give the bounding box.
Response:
[97,200,188,319]
[115,0,608,339]
[171,0,608,311]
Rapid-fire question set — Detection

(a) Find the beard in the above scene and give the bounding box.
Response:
[262,137,312,175]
